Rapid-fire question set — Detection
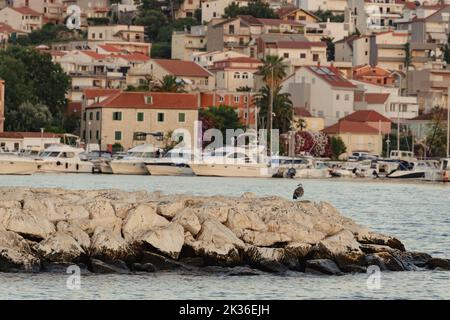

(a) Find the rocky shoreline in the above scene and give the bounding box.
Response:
[0,187,449,275]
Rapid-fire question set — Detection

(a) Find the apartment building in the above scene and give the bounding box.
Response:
[191,50,249,68]
[281,65,357,126]
[127,59,214,92]
[0,21,25,43]
[352,64,398,87]
[88,25,145,43]
[298,0,348,14]
[276,6,320,23]
[175,0,201,19]
[201,0,249,23]
[7,0,63,23]
[409,4,450,45]
[171,25,207,60]
[0,6,43,33]
[80,90,199,150]
[210,56,262,91]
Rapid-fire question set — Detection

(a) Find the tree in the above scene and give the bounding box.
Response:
[0,46,70,130]
[255,85,293,134]
[153,75,186,93]
[426,106,447,157]
[313,10,344,22]
[321,36,335,62]
[199,105,244,144]
[223,0,277,19]
[14,23,84,46]
[443,33,450,64]
[330,136,347,160]
[8,102,53,132]
[258,55,288,135]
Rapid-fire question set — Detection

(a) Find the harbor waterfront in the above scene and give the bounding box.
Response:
[0,175,449,299]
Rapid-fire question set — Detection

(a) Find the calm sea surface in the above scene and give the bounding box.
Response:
[0,174,449,299]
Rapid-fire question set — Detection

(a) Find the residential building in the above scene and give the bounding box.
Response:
[0,78,4,132]
[210,56,262,91]
[7,0,63,23]
[80,90,199,151]
[0,6,43,33]
[201,0,249,23]
[256,37,327,72]
[0,132,61,151]
[281,65,357,126]
[406,108,447,140]
[276,6,320,23]
[298,0,348,14]
[0,22,26,45]
[191,50,249,68]
[352,79,420,120]
[352,64,398,87]
[322,120,384,158]
[62,0,110,25]
[302,20,352,42]
[171,25,207,60]
[88,25,145,43]
[340,109,392,135]
[127,59,214,92]
[407,65,450,112]
[200,91,256,127]
[292,107,325,132]
[50,40,151,55]
[335,34,377,67]
[175,0,201,19]
[409,4,450,45]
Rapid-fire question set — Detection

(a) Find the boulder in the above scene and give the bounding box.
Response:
[0,228,40,272]
[112,202,136,219]
[140,251,186,270]
[305,259,342,275]
[2,208,55,240]
[357,232,405,252]
[90,227,130,260]
[36,232,85,262]
[240,230,291,247]
[90,258,129,274]
[225,207,266,233]
[365,252,405,271]
[85,199,116,220]
[139,223,185,259]
[156,200,185,219]
[56,221,90,251]
[172,209,201,236]
[122,204,169,241]
[244,246,289,273]
[427,258,450,270]
[131,262,156,272]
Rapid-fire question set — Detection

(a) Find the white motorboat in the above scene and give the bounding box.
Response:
[0,149,40,175]
[387,160,439,180]
[294,160,331,179]
[109,144,161,175]
[422,158,450,182]
[189,146,272,178]
[38,144,94,173]
[145,147,194,176]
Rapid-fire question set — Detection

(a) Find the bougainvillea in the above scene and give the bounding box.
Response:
[294,131,332,158]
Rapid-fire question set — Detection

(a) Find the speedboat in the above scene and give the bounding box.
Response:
[0,149,40,175]
[422,158,450,182]
[294,160,330,178]
[145,147,194,176]
[189,146,272,178]
[387,160,439,180]
[109,144,161,175]
[38,144,94,173]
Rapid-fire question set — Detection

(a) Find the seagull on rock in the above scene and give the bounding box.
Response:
[293,183,304,200]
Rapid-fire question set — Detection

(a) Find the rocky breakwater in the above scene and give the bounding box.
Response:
[0,187,449,275]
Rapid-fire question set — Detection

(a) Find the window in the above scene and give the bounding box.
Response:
[243,96,248,103]
[336,94,340,100]
[242,72,249,79]
[283,52,289,58]
[113,112,122,121]
[89,112,93,120]
[300,53,306,59]
[137,112,144,122]
[234,96,240,103]
[313,54,319,61]
[229,25,235,34]
[178,112,186,123]
[234,72,240,79]
[157,112,165,122]
[114,131,122,141]
[365,51,368,56]
[219,96,224,102]
[96,130,99,140]
[344,94,349,101]
[145,96,153,104]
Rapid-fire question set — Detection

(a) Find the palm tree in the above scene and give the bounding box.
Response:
[258,55,288,147]
[153,75,186,93]
[255,85,293,134]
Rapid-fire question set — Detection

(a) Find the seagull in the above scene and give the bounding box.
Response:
[293,183,304,200]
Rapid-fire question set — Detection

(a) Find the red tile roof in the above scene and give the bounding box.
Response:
[364,93,390,104]
[87,91,199,110]
[10,7,41,16]
[98,44,123,53]
[305,65,357,89]
[83,88,121,100]
[0,22,23,33]
[322,121,380,134]
[153,59,212,77]
[117,53,150,62]
[257,18,302,26]
[276,41,326,49]
[0,132,62,138]
[342,110,392,123]
[294,107,312,117]
[81,51,108,60]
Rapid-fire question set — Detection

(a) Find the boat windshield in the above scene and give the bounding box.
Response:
[41,151,61,158]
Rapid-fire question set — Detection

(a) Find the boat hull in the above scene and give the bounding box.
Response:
[110,161,149,175]
[146,164,193,176]
[38,160,94,173]
[295,169,330,179]
[387,171,425,179]
[190,163,271,178]
[0,159,39,175]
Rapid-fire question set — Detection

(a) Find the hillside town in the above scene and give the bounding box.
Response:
[0,0,449,178]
